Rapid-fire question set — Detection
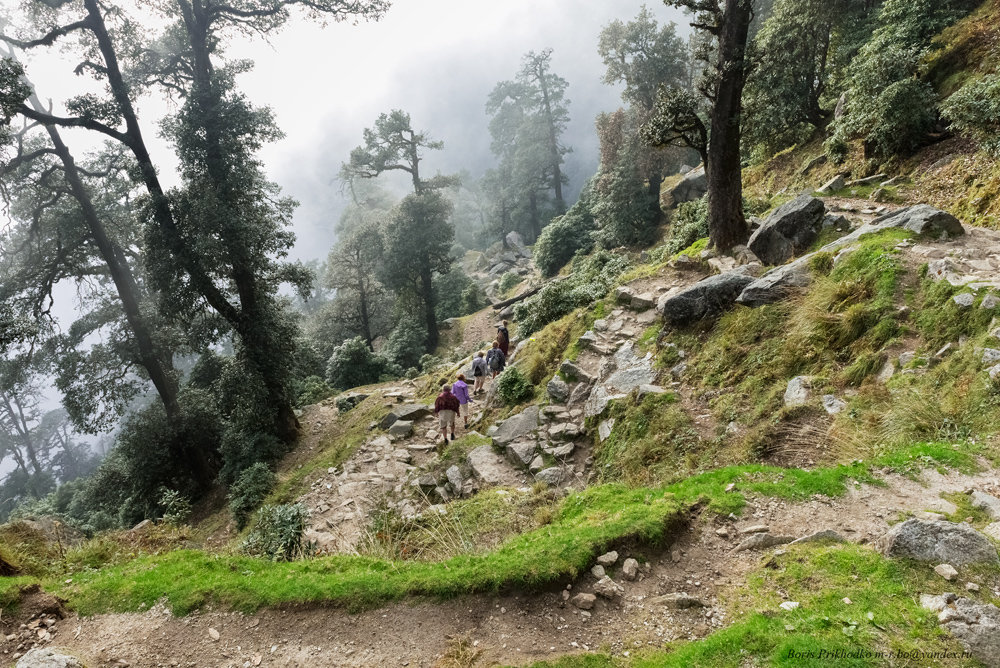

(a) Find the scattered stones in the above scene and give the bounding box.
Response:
[821,395,847,415]
[208,627,221,641]
[935,564,959,581]
[659,271,756,326]
[789,529,847,545]
[735,533,794,552]
[593,576,625,599]
[971,491,1000,519]
[922,594,1000,666]
[747,195,825,265]
[571,593,596,610]
[784,376,812,407]
[649,593,706,609]
[966,582,981,592]
[622,558,639,581]
[529,455,545,474]
[597,551,619,567]
[876,519,999,566]
[981,294,999,310]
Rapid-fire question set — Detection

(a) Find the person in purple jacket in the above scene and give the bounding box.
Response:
[452,373,471,428]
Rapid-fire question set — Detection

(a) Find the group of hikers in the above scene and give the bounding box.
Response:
[433,320,511,446]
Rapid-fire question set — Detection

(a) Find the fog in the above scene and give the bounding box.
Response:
[226,0,690,260]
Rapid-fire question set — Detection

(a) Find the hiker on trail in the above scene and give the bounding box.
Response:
[434,383,460,446]
[472,351,488,394]
[496,320,510,356]
[486,340,506,379]
[453,373,471,428]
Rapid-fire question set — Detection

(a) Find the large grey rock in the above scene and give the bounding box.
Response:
[16,649,84,668]
[584,343,657,417]
[492,406,540,446]
[505,230,527,253]
[664,166,706,208]
[736,261,812,306]
[784,376,812,407]
[747,195,825,265]
[506,441,538,469]
[869,204,964,237]
[467,446,509,485]
[571,593,596,610]
[559,360,592,383]
[876,520,999,566]
[388,420,414,438]
[971,491,1000,520]
[535,466,566,486]
[547,376,570,403]
[394,403,432,422]
[659,271,756,326]
[817,175,845,193]
[445,465,464,493]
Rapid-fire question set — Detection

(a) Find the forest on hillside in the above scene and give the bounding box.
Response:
[1,0,998,536]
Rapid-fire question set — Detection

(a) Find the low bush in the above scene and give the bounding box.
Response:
[495,367,534,405]
[498,272,520,295]
[228,463,276,530]
[940,74,1000,157]
[296,375,334,407]
[240,503,311,561]
[325,337,396,391]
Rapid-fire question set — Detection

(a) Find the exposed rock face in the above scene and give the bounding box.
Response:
[15,649,84,668]
[663,166,707,208]
[870,204,964,237]
[877,520,999,566]
[659,271,756,326]
[584,343,657,417]
[736,262,812,307]
[747,195,825,265]
[491,406,539,446]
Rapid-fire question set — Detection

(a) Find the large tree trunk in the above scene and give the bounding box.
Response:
[706,0,753,253]
[420,268,439,351]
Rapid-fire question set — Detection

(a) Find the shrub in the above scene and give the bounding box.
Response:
[325,337,394,391]
[295,375,333,407]
[662,195,709,256]
[460,282,488,314]
[158,488,192,526]
[498,272,520,295]
[380,318,427,371]
[495,367,534,405]
[533,188,597,277]
[240,503,310,561]
[228,462,276,530]
[940,75,1000,157]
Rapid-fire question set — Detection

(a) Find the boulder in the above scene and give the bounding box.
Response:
[388,420,413,438]
[817,175,845,193]
[506,441,538,469]
[593,576,625,599]
[784,376,812,407]
[663,166,707,209]
[505,230,527,253]
[937,597,1000,666]
[876,519,999,566]
[747,195,826,265]
[529,455,545,474]
[598,419,615,442]
[547,376,570,404]
[821,395,847,415]
[445,465,464,493]
[467,446,509,485]
[954,293,975,308]
[571,593,596,610]
[869,204,964,237]
[637,384,667,399]
[736,261,812,307]
[535,466,566,486]
[559,360,592,383]
[548,422,581,441]
[615,286,635,304]
[622,558,639,581]
[15,649,84,668]
[971,491,1000,520]
[630,293,656,311]
[491,406,539,446]
[597,550,619,567]
[659,271,756,326]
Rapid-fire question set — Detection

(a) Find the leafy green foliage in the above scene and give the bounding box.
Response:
[295,375,334,407]
[228,463,277,530]
[380,319,428,371]
[325,337,395,392]
[533,188,597,277]
[157,489,192,526]
[497,272,520,295]
[662,195,709,256]
[514,251,630,335]
[240,503,310,561]
[459,282,488,315]
[940,74,1000,156]
[495,367,534,405]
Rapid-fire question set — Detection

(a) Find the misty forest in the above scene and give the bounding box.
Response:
[2,0,1000,665]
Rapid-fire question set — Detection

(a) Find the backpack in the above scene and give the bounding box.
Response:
[488,349,504,370]
[473,360,484,377]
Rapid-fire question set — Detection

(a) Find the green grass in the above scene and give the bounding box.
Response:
[672,237,709,260]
